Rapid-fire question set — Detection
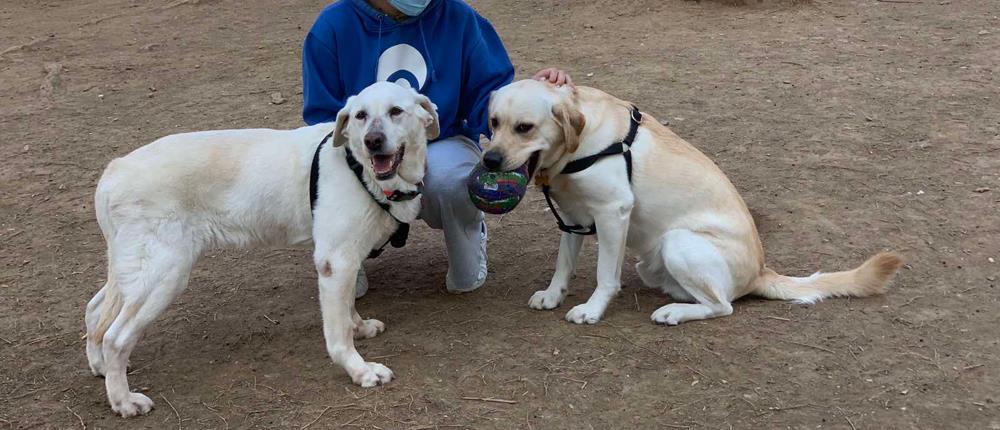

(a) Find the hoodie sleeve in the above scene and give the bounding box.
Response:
[459,16,514,139]
[302,31,344,125]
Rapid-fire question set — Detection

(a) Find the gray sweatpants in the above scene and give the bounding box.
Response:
[419,136,487,292]
[358,136,487,294]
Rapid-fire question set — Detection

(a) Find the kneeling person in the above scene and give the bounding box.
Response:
[302,0,572,294]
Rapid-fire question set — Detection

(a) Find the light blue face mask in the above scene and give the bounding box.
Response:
[388,0,431,16]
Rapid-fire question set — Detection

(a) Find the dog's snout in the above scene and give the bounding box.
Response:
[483,151,504,171]
[364,132,385,151]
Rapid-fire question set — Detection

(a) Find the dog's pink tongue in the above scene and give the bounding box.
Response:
[372,154,394,175]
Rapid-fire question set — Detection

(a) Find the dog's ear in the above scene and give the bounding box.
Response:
[332,96,355,147]
[552,100,586,153]
[486,90,497,134]
[415,93,440,141]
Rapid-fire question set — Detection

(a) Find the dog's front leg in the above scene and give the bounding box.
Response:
[314,249,393,387]
[529,232,584,310]
[565,202,632,324]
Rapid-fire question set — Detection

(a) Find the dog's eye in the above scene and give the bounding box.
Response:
[490,117,498,129]
[389,106,403,117]
[355,111,367,121]
[515,123,534,134]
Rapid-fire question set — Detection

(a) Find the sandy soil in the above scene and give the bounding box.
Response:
[1,0,999,428]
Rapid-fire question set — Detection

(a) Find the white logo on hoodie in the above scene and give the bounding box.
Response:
[376,44,427,90]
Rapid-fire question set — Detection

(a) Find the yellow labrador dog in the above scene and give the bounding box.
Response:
[88,82,436,416]
[483,79,902,325]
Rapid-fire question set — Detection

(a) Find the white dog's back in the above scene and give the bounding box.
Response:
[96,124,333,250]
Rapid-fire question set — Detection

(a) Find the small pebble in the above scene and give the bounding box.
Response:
[270,91,286,105]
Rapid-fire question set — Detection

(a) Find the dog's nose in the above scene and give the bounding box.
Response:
[483,151,504,171]
[364,132,385,151]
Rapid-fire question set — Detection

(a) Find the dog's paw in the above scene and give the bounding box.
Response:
[354,318,385,339]
[528,289,563,310]
[111,392,154,417]
[351,362,394,388]
[565,303,604,325]
[651,303,699,325]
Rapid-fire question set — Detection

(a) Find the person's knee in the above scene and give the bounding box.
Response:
[422,138,482,228]
[423,163,461,198]
[424,164,477,215]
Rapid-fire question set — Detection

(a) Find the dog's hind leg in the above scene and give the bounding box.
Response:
[85,279,110,376]
[101,231,196,417]
[636,251,694,302]
[87,247,127,377]
[352,303,385,340]
[650,229,735,325]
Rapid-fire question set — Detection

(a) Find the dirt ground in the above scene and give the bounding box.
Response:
[2,0,999,428]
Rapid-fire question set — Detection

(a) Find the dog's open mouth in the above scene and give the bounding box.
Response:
[525,150,541,181]
[371,145,404,180]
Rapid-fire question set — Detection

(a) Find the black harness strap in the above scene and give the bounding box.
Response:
[541,105,642,236]
[309,132,411,259]
[308,131,333,213]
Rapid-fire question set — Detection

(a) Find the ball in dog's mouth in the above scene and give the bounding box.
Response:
[371,144,405,180]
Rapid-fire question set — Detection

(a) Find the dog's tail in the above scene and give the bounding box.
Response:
[750,252,903,304]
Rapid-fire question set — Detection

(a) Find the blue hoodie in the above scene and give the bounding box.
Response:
[302,0,515,142]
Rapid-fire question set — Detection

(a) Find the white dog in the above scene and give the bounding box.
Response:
[483,80,902,325]
[86,82,437,417]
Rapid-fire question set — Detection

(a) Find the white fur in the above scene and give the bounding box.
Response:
[789,273,825,304]
[86,82,438,417]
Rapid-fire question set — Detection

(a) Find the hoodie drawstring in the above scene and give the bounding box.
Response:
[418,18,436,83]
[376,15,383,80]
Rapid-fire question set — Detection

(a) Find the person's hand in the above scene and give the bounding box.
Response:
[533,68,573,87]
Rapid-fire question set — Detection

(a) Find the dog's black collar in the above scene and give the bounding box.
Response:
[309,131,411,259]
[541,105,641,236]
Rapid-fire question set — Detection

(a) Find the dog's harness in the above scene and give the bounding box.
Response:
[309,131,417,259]
[540,106,641,236]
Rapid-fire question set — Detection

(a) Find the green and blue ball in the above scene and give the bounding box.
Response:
[467,163,529,215]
